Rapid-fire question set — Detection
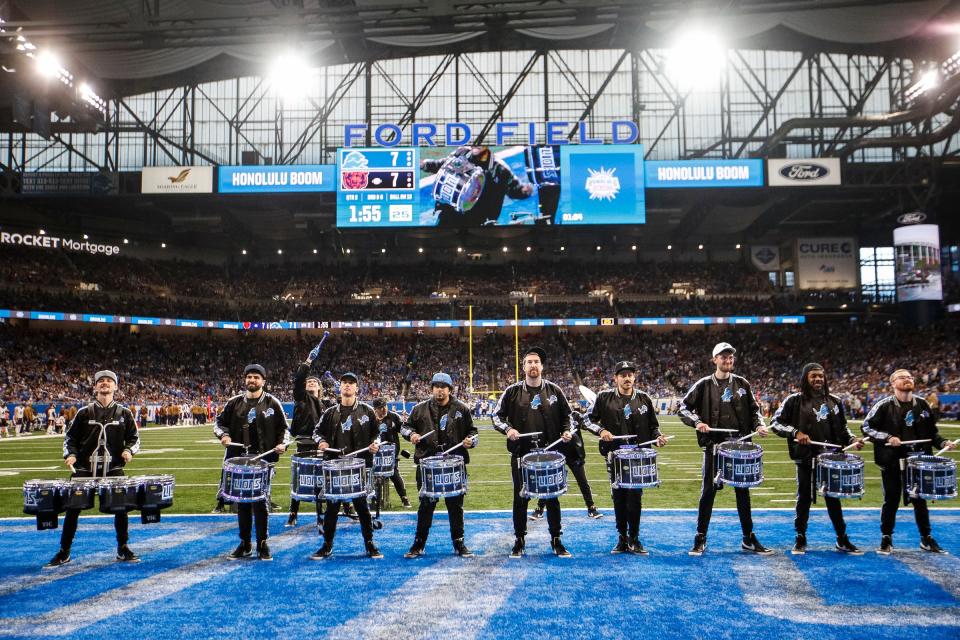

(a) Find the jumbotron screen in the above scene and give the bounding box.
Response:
[335,144,645,227]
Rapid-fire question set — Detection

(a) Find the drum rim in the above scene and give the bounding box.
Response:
[322,457,367,470]
[612,448,657,459]
[224,456,270,469]
[907,454,956,469]
[420,454,465,468]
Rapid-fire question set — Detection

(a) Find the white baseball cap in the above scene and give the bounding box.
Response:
[712,342,736,357]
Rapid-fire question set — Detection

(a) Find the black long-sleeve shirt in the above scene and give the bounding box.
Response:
[582,388,662,456]
[214,392,287,462]
[771,392,856,461]
[313,400,379,466]
[63,400,139,472]
[401,398,477,463]
[493,379,572,456]
[677,373,765,448]
[861,394,946,466]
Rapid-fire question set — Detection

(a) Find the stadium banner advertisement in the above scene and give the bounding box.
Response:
[795,237,858,290]
[619,316,805,325]
[20,171,118,195]
[335,144,645,228]
[893,224,942,302]
[644,159,764,188]
[767,158,841,187]
[141,166,213,194]
[0,231,121,256]
[218,165,335,193]
[750,245,780,271]
[342,121,640,147]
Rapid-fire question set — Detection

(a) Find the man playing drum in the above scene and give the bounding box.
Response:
[771,363,865,554]
[401,372,477,558]
[678,342,772,556]
[372,397,411,509]
[214,364,288,561]
[861,369,957,554]
[582,361,668,555]
[493,346,574,558]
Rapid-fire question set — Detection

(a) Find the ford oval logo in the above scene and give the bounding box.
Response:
[779,163,829,181]
[896,212,927,225]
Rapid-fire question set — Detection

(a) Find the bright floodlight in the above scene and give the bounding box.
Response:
[665,28,726,92]
[268,54,314,102]
[35,51,63,79]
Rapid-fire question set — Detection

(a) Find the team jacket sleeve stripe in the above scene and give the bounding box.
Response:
[861,397,891,441]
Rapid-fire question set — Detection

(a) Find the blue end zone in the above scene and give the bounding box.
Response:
[1,509,958,639]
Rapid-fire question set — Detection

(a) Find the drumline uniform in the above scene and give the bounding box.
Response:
[678,373,771,554]
[582,388,662,553]
[401,396,477,555]
[376,409,410,506]
[493,378,574,556]
[861,394,950,553]
[214,391,287,556]
[287,363,331,525]
[532,414,601,520]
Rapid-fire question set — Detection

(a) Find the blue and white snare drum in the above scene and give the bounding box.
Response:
[714,442,764,488]
[433,156,486,213]
[59,479,98,510]
[23,480,65,515]
[219,457,272,503]
[906,454,958,501]
[610,447,660,489]
[290,454,325,502]
[816,453,864,499]
[373,443,397,478]
[520,451,567,499]
[136,475,176,510]
[419,454,467,499]
[524,145,561,186]
[98,477,140,513]
[322,457,369,501]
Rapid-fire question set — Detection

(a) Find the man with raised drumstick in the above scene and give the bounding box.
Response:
[214,364,288,561]
[861,368,957,554]
[401,372,477,558]
[771,363,864,554]
[582,361,668,555]
[493,346,574,558]
[678,342,772,556]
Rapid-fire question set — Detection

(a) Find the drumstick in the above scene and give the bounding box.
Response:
[517,431,542,438]
[68,463,76,474]
[248,450,275,462]
[442,442,465,455]
[806,440,841,448]
[886,438,932,446]
[935,439,960,456]
[734,430,760,442]
[321,448,342,454]
[345,439,381,457]
[707,428,739,433]
[225,442,247,448]
[636,435,676,447]
[578,385,597,404]
[842,438,869,452]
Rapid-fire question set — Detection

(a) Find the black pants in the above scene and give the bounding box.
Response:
[237,501,269,543]
[60,468,128,551]
[414,465,465,541]
[511,454,561,538]
[880,462,931,537]
[390,465,408,499]
[538,457,593,510]
[607,463,642,538]
[322,497,374,544]
[697,446,754,536]
[795,460,846,536]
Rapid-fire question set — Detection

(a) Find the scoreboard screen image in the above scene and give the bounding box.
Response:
[335,144,645,228]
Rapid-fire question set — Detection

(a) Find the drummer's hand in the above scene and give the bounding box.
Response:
[695,422,711,433]
[64,455,77,468]
[318,442,329,451]
[852,438,865,450]
[656,435,668,447]
[220,435,232,447]
[463,436,474,449]
[369,441,380,454]
[561,431,572,442]
[121,450,132,463]
[599,429,614,442]
[795,431,811,445]
[506,428,520,441]
[887,436,902,447]
[521,183,534,196]
[274,444,287,454]
[411,433,422,445]
[944,440,957,450]
[757,426,769,437]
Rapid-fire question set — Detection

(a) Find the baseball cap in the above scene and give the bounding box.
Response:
[94,370,118,384]
[614,361,637,374]
[430,372,454,388]
[712,342,736,357]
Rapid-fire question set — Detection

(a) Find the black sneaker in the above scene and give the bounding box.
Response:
[116,545,140,563]
[365,540,383,559]
[212,505,225,514]
[551,536,572,558]
[877,535,894,555]
[689,533,707,556]
[835,535,863,555]
[529,505,545,521]
[285,514,297,528]
[611,535,631,554]
[629,536,648,555]
[228,542,253,560]
[401,496,412,508]
[343,504,360,521]
[310,542,334,560]
[453,538,474,557]
[404,538,426,559]
[510,536,525,558]
[257,540,272,561]
[587,506,603,519]
[44,549,71,568]
[269,501,282,513]
[792,533,807,555]
[742,533,774,555]
[920,535,947,554]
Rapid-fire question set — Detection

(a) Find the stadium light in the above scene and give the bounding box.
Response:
[34,50,72,86]
[666,244,672,250]
[268,53,314,103]
[312,248,318,254]
[345,248,351,254]
[419,247,424,254]
[39,229,46,235]
[277,249,282,255]
[526,246,532,252]
[241,249,247,255]
[665,27,726,92]
[83,234,89,240]
[698,244,704,250]
[560,246,565,251]
[631,245,637,251]
[502,246,508,253]
[161,243,166,248]
[381,248,386,253]
[735,243,741,250]
[456,247,463,253]
[123,238,129,244]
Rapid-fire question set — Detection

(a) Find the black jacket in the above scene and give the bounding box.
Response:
[375,410,404,448]
[492,379,573,456]
[861,395,947,466]
[677,374,765,448]
[771,392,856,461]
[401,398,477,463]
[213,392,287,462]
[313,400,379,466]
[63,401,139,472]
[583,388,662,456]
[291,363,325,439]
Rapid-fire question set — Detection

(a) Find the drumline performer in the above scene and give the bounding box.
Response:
[45,370,140,568]
[529,411,603,522]
[493,346,575,558]
[214,364,288,561]
[770,363,864,554]
[861,369,957,554]
[401,373,478,558]
[371,398,412,509]
[582,361,668,555]
[678,342,773,556]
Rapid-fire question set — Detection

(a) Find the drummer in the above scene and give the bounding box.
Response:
[401,372,477,558]
[214,364,288,561]
[372,398,411,509]
[582,361,668,555]
[771,363,864,554]
[493,346,574,558]
[677,342,771,556]
[45,369,140,568]
[861,368,957,554]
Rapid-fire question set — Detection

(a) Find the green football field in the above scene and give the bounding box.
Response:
[3,416,959,517]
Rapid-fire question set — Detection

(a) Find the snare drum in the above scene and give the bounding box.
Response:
[321,458,369,502]
[520,451,567,499]
[59,479,97,510]
[433,156,486,212]
[816,453,864,499]
[98,477,140,513]
[136,475,176,510]
[610,447,659,489]
[219,457,272,503]
[906,454,958,501]
[419,454,467,499]
[373,443,397,478]
[23,480,64,515]
[715,442,764,488]
[290,454,326,502]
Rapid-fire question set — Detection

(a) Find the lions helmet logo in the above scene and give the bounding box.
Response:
[639,404,648,415]
[921,410,930,419]
[531,395,542,410]
[548,394,558,405]
[359,415,369,425]
[736,388,747,398]
[341,415,353,432]
[247,408,257,424]
[721,387,733,402]
[814,404,829,422]
[440,415,449,431]
[264,408,275,418]
[455,411,462,419]
[378,423,388,434]
[905,412,915,428]
[623,404,632,419]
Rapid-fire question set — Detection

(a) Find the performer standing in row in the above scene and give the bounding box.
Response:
[214,364,287,561]
[372,398,411,508]
[402,373,477,558]
[771,363,864,554]
[311,372,383,559]
[493,347,574,558]
[678,342,772,556]
[529,412,602,522]
[861,369,956,554]
[46,370,140,568]
[582,361,668,555]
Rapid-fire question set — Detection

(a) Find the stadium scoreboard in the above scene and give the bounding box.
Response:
[337,147,420,226]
